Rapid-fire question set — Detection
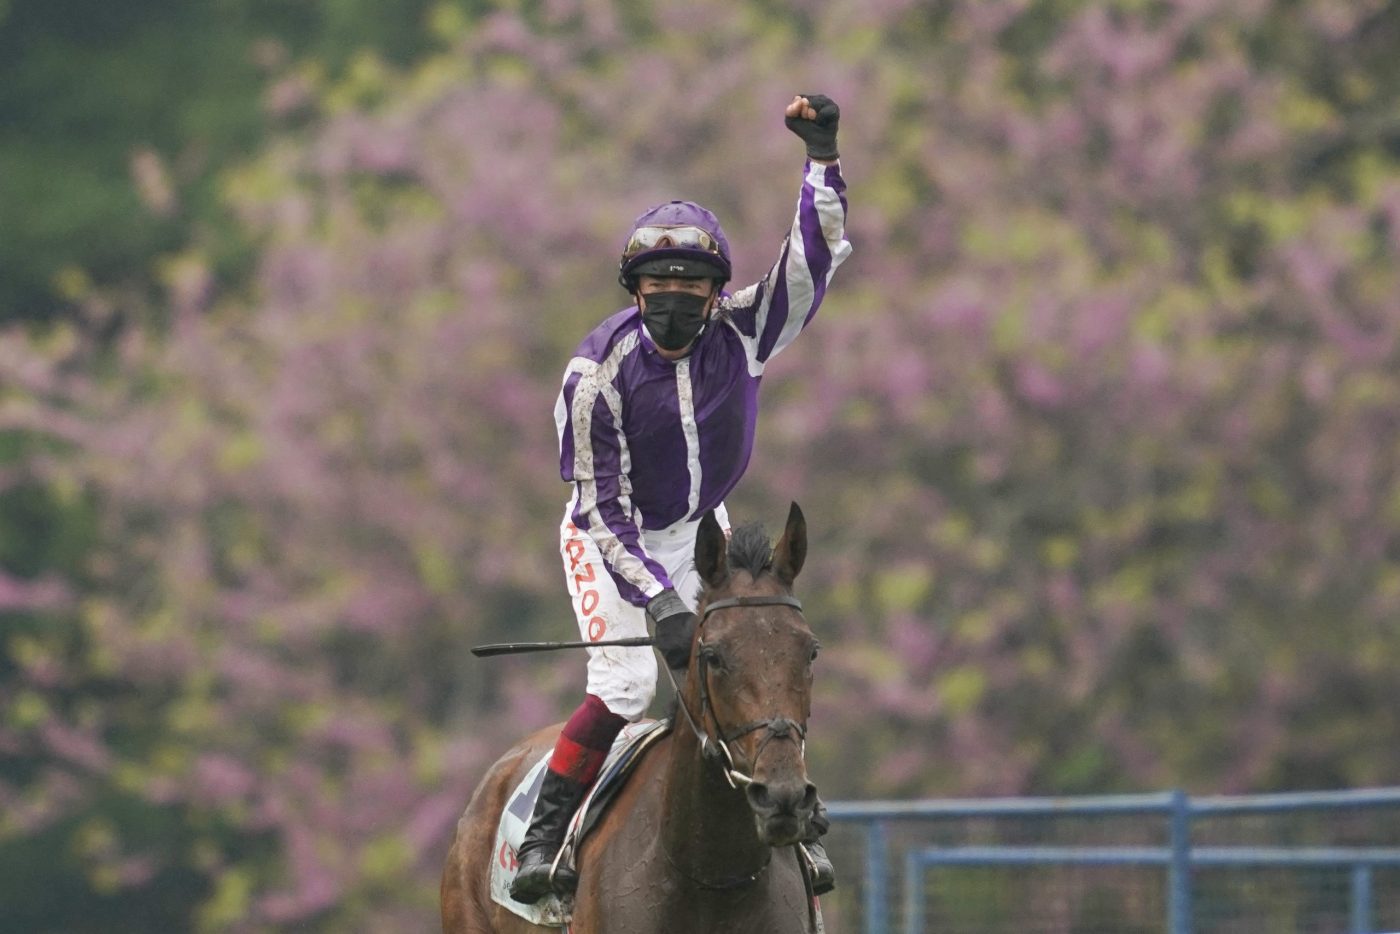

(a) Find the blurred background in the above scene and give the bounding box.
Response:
[3,0,1400,930]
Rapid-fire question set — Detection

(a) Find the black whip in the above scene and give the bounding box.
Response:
[470,636,654,657]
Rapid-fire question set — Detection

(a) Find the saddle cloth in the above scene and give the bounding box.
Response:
[488,718,671,926]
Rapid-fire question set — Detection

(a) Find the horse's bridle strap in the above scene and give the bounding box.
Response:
[700,594,803,620]
[722,716,805,744]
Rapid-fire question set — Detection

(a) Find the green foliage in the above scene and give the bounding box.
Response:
[0,0,442,323]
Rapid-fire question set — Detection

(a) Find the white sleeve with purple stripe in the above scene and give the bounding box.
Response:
[722,159,852,374]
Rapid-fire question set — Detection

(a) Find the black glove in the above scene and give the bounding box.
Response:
[646,588,697,671]
[784,93,840,161]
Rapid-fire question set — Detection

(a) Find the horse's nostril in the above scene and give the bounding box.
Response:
[746,782,774,811]
[801,783,818,813]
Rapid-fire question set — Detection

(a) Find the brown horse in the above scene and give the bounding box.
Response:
[441,503,823,933]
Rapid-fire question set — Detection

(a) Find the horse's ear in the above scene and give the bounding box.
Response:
[695,509,729,589]
[772,501,807,587]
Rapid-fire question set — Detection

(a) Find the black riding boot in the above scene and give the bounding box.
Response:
[509,769,588,904]
[801,798,836,895]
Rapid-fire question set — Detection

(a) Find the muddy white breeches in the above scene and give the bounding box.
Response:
[558,506,729,721]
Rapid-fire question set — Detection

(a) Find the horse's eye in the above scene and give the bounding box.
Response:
[809,642,821,662]
[699,645,726,671]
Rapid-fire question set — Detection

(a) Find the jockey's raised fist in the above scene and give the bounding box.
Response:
[784,94,840,161]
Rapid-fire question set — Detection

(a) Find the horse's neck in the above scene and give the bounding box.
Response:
[660,704,769,883]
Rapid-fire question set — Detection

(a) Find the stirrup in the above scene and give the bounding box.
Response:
[511,848,568,903]
[510,844,582,904]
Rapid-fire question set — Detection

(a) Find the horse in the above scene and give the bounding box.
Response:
[441,503,824,933]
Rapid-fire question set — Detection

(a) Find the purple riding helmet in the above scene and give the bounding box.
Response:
[617,200,733,292]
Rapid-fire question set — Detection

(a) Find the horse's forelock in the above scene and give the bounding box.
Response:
[726,523,773,577]
[687,523,779,606]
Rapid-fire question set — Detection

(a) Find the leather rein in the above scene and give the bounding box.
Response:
[663,593,809,791]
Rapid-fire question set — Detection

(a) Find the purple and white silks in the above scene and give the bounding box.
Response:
[554,160,852,607]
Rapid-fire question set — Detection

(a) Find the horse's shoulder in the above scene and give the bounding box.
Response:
[576,731,671,862]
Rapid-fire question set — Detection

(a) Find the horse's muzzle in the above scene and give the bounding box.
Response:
[746,779,819,846]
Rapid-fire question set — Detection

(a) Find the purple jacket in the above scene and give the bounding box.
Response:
[555,160,851,606]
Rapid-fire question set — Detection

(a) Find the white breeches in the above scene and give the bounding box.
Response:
[558,506,729,721]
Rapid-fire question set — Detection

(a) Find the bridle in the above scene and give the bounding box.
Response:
[663,593,809,791]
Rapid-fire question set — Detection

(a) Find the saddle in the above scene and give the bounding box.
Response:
[489,718,671,927]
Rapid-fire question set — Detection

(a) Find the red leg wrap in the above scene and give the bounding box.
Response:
[547,694,626,785]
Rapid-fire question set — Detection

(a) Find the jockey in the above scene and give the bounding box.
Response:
[510,94,851,905]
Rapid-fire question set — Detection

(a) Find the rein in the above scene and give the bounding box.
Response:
[662,842,772,890]
[663,593,808,791]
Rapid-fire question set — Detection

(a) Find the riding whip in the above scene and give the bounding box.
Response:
[470,636,654,657]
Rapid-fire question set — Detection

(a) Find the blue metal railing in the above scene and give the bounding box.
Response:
[826,787,1400,934]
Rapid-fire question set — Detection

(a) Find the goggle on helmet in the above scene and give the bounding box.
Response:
[618,200,733,292]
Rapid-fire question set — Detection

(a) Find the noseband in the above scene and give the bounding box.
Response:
[663,594,808,790]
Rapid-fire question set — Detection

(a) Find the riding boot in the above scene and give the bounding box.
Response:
[801,798,836,895]
[509,769,588,904]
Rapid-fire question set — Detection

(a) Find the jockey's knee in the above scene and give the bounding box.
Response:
[591,650,657,721]
[596,688,651,722]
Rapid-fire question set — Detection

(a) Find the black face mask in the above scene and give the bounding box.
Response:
[641,290,709,352]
